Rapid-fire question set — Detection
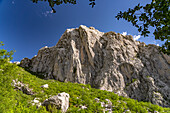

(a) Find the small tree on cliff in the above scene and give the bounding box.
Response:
[31,0,169,55]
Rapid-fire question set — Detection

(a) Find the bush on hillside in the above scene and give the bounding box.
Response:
[0,41,15,63]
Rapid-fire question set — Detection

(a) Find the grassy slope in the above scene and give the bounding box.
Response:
[0,61,170,113]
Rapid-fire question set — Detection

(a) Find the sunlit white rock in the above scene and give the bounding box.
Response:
[41,84,49,88]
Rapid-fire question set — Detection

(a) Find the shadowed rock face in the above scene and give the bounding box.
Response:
[20,25,170,107]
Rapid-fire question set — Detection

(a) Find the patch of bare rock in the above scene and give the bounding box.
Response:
[12,79,34,95]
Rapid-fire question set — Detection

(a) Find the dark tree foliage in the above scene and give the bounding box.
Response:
[31,0,96,13]
[116,0,170,55]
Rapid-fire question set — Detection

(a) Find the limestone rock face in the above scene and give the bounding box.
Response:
[42,92,70,112]
[20,25,170,107]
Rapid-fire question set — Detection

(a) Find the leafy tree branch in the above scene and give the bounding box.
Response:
[0,41,15,62]
[116,0,170,54]
[31,0,96,13]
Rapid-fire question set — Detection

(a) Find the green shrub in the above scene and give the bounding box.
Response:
[0,41,15,62]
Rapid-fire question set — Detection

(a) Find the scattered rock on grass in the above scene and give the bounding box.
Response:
[80,105,87,109]
[42,92,70,113]
[41,84,49,88]
[12,79,34,95]
[31,98,41,108]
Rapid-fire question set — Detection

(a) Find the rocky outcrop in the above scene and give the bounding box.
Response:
[12,79,34,95]
[42,92,70,112]
[20,25,170,107]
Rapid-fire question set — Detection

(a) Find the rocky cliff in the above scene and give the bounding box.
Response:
[20,25,170,107]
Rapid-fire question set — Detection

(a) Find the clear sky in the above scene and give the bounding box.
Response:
[0,0,164,61]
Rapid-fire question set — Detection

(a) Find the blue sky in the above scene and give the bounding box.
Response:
[0,0,163,61]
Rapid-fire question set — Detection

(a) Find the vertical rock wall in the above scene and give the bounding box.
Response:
[20,25,170,107]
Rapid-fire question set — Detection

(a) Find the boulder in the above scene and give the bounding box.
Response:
[41,84,49,88]
[42,92,70,112]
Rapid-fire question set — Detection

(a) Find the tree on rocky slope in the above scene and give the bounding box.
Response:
[31,0,169,55]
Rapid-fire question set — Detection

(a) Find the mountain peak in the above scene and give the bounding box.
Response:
[20,25,170,107]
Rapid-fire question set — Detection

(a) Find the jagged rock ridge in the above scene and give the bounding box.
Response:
[20,25,170,107]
